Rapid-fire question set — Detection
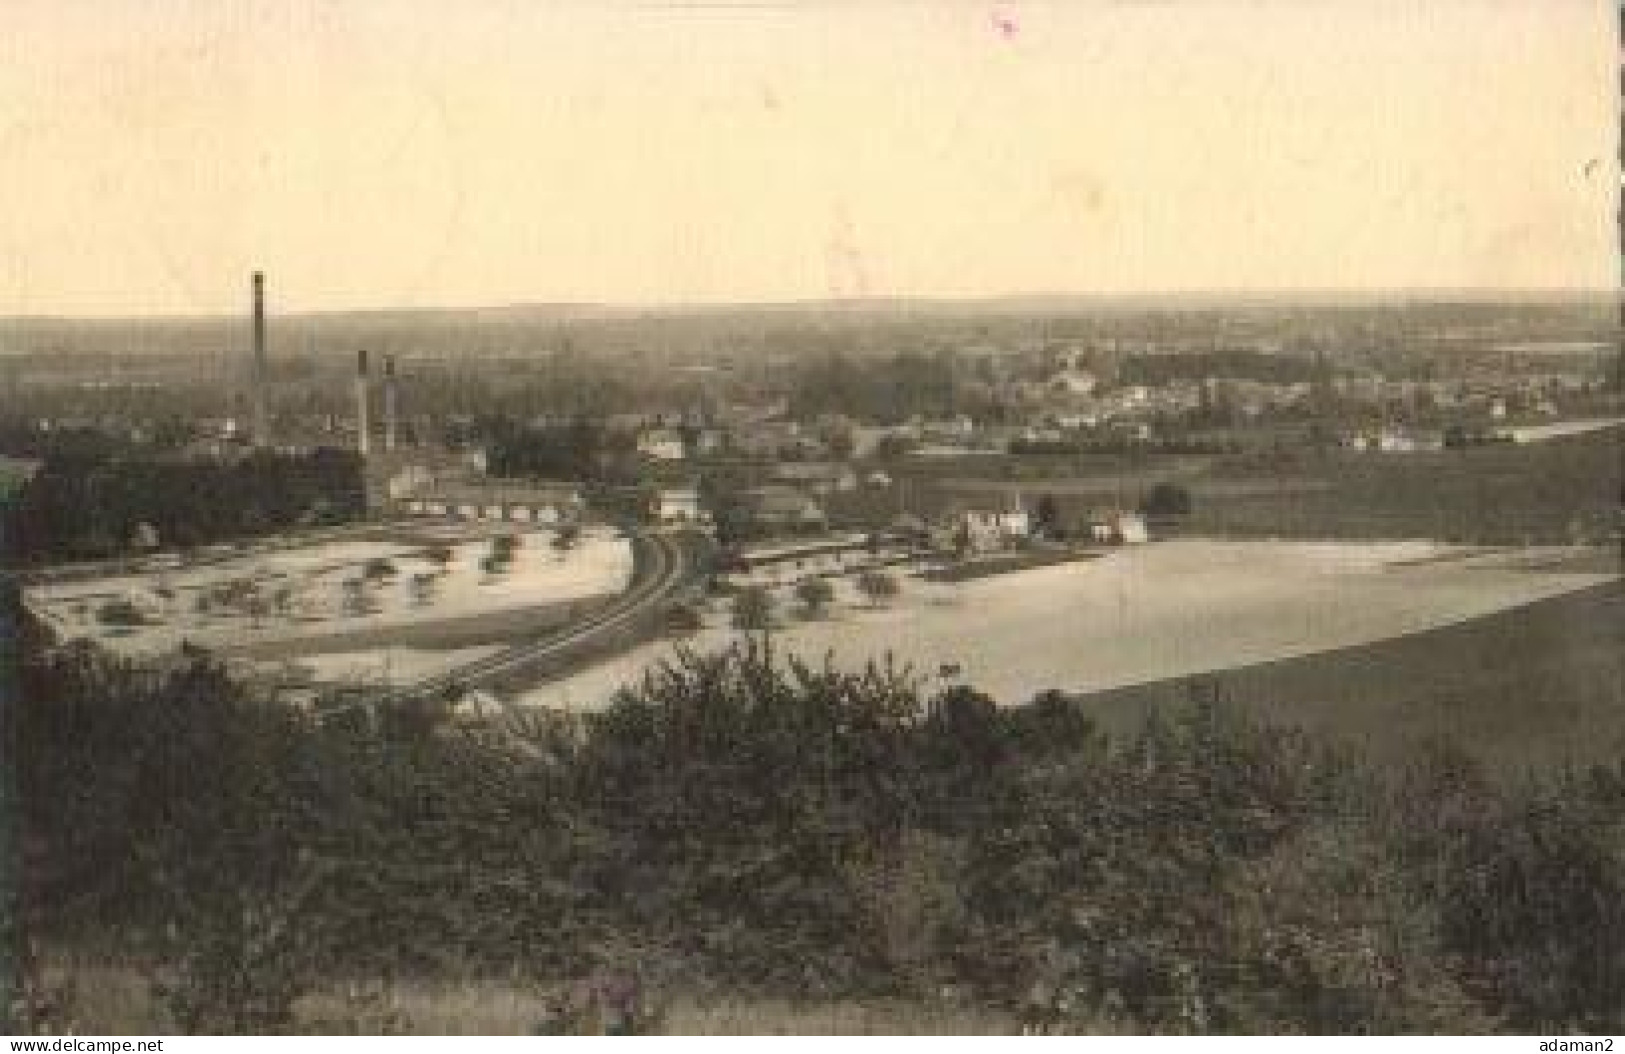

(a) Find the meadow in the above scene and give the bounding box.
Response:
[519,539,1617,713]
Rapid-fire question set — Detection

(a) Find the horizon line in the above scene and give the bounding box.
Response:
[1,285,1619,324]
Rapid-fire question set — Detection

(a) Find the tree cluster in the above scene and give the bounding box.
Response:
[479,418,641,484]
[3,446,364,564]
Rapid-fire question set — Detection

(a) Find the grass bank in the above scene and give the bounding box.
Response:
[1068,577,1625,774]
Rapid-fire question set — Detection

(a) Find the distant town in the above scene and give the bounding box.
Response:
[6,283,1623,1035]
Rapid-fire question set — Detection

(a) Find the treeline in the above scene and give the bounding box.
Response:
[2,439,364,563]
[11,639,1625,1033]
[785,353,967,425]
[1009,436,1244,457]
[474,417,643,484]
[1117,350,1323,387]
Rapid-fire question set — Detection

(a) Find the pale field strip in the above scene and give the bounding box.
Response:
[517,538,1619,711]
[28,528,633,656]
[291,643,508,686]
[737,531,871,562]
[1499,416,1625,442]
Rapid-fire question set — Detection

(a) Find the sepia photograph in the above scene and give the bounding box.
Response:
[1,0,1620,1038]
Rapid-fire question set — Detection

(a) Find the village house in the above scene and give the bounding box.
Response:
[739,485,827,534]
[637,427,687,462]
[1078,509,1150,545]
[656,485,704,524]
[729,420,825,461]
[1342,427,1445,453]
[687,427,727,458]
[365,444,490,511]
[955,505,1033,553]
[402,480,583,524]
[770,461,859,495]
[917,414,977,445]
[1048,367,1099,397]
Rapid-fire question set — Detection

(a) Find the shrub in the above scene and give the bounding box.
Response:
[20,625,1625,1034]
[579,640,926,992]
[1425,782,1625,1031]
[794,576,836,617]
[664,602,705,636]
[731,585,774,630]
[857,570,900,606]
[95,597,147,620]
[96,598,147,627]
[1140,482,1193,519]
[552,524,582,551]
[409,572,437,606]
[339,578,367,616]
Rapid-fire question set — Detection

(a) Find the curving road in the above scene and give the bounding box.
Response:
[387,527,707,707]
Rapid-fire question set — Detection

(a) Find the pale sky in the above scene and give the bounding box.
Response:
[1,0,1615,315]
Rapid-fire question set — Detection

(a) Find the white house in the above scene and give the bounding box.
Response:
[415,481,584,524]
[657,486,704,524]
[638,428,687,461]
[771,462,859,495]
[955,504,1032,553]
[1049,368,1099,397]
[1116,512,1150,544]
[1088,510,1149,545]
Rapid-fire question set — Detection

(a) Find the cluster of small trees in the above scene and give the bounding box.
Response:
[481,418,641,484]
[189,577,295,625]
[480,534,520,577]
[95,598,147,627]
[730,570,901,630]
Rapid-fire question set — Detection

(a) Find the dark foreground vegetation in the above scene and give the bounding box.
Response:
[8,634,1625,1034]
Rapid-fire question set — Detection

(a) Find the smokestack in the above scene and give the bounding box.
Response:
[383,354,399,452]
[251,271,268,445]
[355,349,372,457]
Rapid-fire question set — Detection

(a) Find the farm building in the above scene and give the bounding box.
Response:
[402,480,584,524]
[656,485,704,524]
[770,462,859,494]
[955,504,1033,553]
[637,428,687,461]
[1342,428,1445,453]
[738,485,827,532]
[1084,510,1149,545]
[365,445,490,511]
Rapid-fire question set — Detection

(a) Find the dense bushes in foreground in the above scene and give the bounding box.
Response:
[11,639,1625,1033]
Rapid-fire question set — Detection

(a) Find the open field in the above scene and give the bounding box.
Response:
[42,964,1018,1035]
[1072,576,1625,771]
[27,526,631,658]
[1502,415,1625,442]
[518,537,1617,712]
[1192,425,1623,543]
[285,644,506,687]
[835,423,1622,545]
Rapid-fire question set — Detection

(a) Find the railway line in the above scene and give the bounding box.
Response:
[384,527,705,708]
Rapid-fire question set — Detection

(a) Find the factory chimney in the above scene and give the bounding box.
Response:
[383,354,399,452]
[251,271,268,445]
[355,349,372,457]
